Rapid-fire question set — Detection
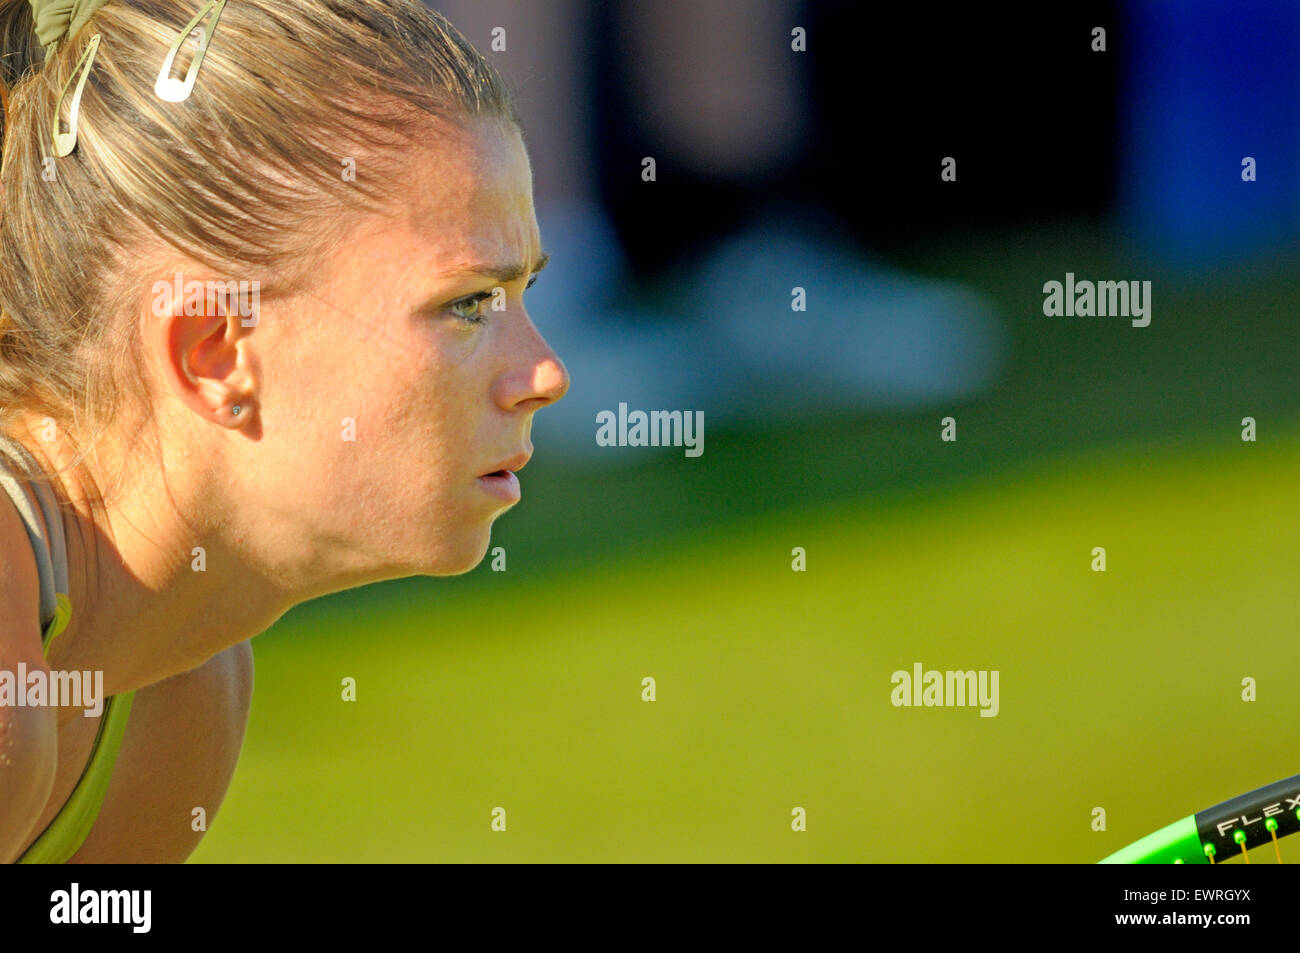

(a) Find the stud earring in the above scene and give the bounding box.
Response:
[231,405,241,416]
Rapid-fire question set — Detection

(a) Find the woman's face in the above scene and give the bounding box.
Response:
[248,116,568,582]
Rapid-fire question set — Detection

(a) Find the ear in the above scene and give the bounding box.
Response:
[147,273,260,431]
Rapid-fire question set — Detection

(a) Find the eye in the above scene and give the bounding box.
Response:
[448,292,491,326]
[445,275,539,326]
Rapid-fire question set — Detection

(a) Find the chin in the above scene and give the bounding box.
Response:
[423,526,493,577]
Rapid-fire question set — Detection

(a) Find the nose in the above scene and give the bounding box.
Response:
[503,312,569,411]
[533,341,569,406]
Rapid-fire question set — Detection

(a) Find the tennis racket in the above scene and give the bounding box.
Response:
[1100,772,1300,863]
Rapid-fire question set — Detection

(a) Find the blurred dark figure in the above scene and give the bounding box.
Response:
[433,2,1138,458]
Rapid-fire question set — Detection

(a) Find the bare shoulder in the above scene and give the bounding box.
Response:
[164,639,255,719]
[67,641,256,863]
[146,639,254,716]
[122,639,255,766]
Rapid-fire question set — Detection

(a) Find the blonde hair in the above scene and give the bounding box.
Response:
[0,0,518,490]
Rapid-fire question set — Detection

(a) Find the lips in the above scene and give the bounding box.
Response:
[476,464,523,503]
[480,451,531,478]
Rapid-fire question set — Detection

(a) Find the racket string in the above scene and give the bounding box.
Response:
[1233,830,1250,863]
[1266,818,1283,864]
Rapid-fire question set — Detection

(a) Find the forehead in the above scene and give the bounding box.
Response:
[400,117,541,271]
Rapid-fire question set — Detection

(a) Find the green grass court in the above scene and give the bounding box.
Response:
[191,420,1300,863]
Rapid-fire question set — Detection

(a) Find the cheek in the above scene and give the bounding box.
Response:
[314,316,484,495]
[377,350,479,480]
[346,326,449,428]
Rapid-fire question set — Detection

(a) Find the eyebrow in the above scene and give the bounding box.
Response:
[440,251,551,285]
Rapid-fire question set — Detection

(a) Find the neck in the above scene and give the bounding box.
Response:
[14,418,295,702]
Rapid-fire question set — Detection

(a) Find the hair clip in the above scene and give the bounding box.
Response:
[51,33,101,158]
[155,0,226,103]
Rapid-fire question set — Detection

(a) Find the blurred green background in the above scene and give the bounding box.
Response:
[191,224,1300,862]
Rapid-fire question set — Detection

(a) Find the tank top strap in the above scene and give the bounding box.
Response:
[0,432,137,863]
[0,432,70,636]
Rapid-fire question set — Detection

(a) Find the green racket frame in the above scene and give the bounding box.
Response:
[1101,772,1300,864]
